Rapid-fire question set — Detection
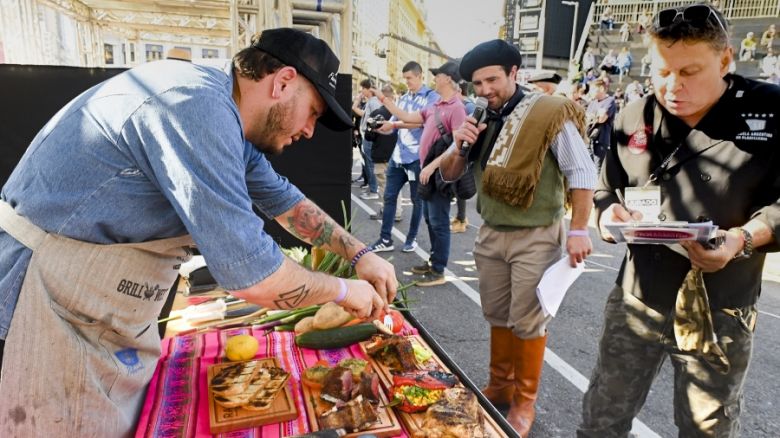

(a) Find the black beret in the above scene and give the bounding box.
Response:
[459,39,523,82]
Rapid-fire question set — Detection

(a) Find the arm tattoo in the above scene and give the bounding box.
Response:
[287,202,334,247]
[273,284,311,309]
[338,235,359,254]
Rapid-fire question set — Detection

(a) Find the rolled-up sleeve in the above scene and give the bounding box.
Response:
[245,147,305,218]
[549,121,598,190]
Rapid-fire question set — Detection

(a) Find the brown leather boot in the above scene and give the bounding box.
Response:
[481,326,514,406]
[506,334,547,438]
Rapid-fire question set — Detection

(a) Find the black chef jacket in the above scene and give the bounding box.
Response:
[595,74,780,310]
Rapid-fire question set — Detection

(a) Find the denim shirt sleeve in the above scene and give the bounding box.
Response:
[245,146,305,218]
[120,86,285,290]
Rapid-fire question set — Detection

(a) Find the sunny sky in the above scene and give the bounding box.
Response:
[424,0,506,58]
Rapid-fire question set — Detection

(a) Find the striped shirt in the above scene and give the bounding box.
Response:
[549,121,598,190]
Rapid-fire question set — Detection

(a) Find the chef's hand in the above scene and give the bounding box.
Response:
[680,229,744,273]
[599,203,643,242]
[452,117,486,155]
[354,252,398,310]
[341,279,385,320]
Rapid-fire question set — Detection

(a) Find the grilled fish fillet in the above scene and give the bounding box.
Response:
[210,361,262,397]
[213,366,290,409]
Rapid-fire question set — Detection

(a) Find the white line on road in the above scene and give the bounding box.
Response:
[351,194,661,438]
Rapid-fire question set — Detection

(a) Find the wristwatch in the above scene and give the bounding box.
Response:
[731,227,753,259]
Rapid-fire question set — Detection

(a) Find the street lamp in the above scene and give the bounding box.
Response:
[562,0,579,62]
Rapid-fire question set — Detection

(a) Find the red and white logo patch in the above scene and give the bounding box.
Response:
[627,127,650,155]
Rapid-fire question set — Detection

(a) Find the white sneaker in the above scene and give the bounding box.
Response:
[360,192,380,200]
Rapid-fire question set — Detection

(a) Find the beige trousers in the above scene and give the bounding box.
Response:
[473,222,563,339]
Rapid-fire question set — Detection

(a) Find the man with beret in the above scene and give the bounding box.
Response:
[0,28,396,435]
[440,39,597,436]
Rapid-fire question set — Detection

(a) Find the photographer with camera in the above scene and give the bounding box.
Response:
[352,79,383,200]
[364,85,399,221]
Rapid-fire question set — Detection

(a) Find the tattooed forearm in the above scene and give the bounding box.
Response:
[273,284,311,309]
[287,202,334,247]
[338,235,359,254]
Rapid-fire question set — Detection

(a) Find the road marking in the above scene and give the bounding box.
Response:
[352,194,661,438]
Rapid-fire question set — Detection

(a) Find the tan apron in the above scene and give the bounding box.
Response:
[0,200,193,437]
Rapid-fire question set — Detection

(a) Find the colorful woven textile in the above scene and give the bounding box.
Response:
[136,324,417,437]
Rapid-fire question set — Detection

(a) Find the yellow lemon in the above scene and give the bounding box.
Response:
[225,334,259,361]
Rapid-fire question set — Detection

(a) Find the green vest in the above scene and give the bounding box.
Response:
[474,149,565,230]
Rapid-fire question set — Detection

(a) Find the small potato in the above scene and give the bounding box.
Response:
[294,316,315,335]
[312,302,354,330]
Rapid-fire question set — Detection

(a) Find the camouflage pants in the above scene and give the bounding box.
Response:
[578,286,757,438]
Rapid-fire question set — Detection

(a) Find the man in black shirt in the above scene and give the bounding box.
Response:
[578,5,779,437]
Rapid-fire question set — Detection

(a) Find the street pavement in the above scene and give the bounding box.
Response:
[348,172,780,438]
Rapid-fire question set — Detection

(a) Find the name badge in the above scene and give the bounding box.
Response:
[407,169,417,182]
[625,186,661,222]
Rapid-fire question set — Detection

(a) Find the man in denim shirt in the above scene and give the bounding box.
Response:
[370,61,440,253]
[0,28,396,434]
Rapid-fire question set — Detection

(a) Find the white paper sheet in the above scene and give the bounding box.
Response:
[536,257,585,317]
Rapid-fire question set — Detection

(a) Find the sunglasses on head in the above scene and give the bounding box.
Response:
[655,4,727,35]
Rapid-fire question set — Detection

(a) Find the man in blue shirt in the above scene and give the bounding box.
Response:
[370,61,440,253]
[0,28,396,435]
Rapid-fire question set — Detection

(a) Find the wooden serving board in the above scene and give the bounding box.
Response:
[300,372,402,437]
[207,357,298,434]
[360,335,509,438]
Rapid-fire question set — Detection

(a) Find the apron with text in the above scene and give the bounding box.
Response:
[0,200,193,437]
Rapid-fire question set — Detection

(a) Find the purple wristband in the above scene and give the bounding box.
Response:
[350,247,371,268]
[334,278,348,303]
[567,229,589,237]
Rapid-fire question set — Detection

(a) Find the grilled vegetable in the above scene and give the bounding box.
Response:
[389,370,458,413]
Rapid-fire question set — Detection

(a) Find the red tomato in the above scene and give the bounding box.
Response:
[379,309,405,333]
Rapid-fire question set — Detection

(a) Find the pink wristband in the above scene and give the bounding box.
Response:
[334,278,348,303]
[567,229,589,237]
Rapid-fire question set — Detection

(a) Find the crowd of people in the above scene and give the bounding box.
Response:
[0,3,778,438]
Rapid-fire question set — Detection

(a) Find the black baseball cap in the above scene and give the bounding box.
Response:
[430,61,461,82]
[253,28,352,131]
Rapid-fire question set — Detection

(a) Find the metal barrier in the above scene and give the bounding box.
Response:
[593,0,780,25]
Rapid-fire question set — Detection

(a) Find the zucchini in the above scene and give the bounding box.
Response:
[294,323,378,350]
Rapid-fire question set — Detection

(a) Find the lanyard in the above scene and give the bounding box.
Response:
[644,143,683,188]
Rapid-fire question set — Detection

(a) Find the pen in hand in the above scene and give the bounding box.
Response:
[615,188,639,223]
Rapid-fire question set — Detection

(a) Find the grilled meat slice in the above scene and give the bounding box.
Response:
[364,335,419,371]
[353,371,380,402]
[318,396,378,432]
[320,366,354,403]
[420,388,485,438]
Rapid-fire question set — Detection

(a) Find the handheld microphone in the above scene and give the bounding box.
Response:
[459,97,489,157]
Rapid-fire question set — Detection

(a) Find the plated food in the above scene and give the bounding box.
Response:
[206,358,298,434]
[300,358,402,437]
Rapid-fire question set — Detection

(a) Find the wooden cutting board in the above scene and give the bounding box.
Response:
[300,370,402,437]
[207,357,298,434]
[360,335,509,438]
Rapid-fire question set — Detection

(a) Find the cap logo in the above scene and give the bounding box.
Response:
[328,72,337,91]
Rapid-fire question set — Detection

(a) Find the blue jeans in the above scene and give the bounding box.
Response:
[423,190,451,273]
[361,139,378,193]
[381,160,422,245]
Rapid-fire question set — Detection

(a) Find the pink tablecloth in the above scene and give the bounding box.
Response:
[135,323,417,437]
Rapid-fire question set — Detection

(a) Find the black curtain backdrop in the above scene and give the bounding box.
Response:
[0,64,351,249]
